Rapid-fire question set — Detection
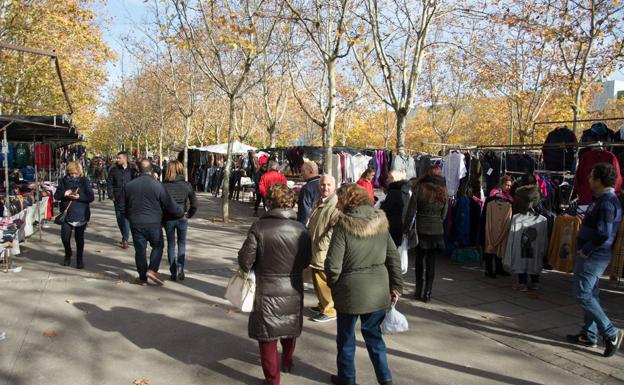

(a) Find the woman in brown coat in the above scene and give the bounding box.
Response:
[238,183,311,385]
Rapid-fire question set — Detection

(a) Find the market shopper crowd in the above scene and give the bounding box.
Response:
[52,148,624,385]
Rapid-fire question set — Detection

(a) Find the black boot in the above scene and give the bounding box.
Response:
[63,256,71,266]
[422,291,432,303]
[414,279,423,299]
[76,256,84,269]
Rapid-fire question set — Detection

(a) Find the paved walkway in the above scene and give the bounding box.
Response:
[1,194,624,385]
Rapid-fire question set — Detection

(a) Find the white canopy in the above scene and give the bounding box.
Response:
[190,141,257,154]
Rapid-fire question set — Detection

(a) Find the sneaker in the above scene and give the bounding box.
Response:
[309,306,321,313]
[134,277,148,286]
[146,270,164,286]
[170,274,177,281]
[311,314,336,323]
[122,241,129,250]
[566,333,598,348]
[604,330,623,357]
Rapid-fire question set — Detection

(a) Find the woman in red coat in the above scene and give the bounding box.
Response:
[357,168,376,204]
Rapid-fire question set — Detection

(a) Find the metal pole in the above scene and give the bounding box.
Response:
[34,137,41,241]
[3,128,9,217]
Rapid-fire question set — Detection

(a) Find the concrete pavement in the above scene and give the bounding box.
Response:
[1,194,623,385]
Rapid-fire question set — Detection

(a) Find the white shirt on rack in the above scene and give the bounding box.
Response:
[442,152,466,197]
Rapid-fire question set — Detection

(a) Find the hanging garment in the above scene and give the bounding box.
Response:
[14,143,32,168]
[542,126,577,172]
[453,196,472,247]
[442,152,467,197]
[503,213,548,275]
[480,151,503,195]
[547,215,582,273]
[35,144,53,169]
[351,154,372,182]
[484,199,513,257]
[575,149,622,205]
[608,220,624,279]
[391,154,411,177]
[0,143,14,168]
[579,122,616,159]
[331,154,342,186]
[373,150,383,188]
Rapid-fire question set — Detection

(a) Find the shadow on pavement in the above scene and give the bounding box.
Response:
[73,303,331,384]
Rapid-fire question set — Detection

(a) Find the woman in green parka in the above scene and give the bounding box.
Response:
[325,183,403,385]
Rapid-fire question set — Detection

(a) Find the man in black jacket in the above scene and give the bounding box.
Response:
[106,151,137,249]
[121,160,183,286]
[297,161,321,225]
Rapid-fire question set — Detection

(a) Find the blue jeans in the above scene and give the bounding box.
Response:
[114,204,130,242]
[574,256,618,342]
[164,218,188,274]
[336,310,392,384]
[131,225,164,281]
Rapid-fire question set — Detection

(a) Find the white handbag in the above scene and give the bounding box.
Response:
[224,270,256,312]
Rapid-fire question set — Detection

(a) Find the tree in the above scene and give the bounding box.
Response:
[0,0,112,130]
[284,0,354,172]
[352,0,447,155]
[172,0,284,221]
[548,0,624,133]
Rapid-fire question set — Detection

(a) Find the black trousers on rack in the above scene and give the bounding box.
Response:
[484,253,508,277]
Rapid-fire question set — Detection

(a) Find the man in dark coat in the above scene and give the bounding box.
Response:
[106,151,137,249]
[121,159,183,286]
[297,161,321,225]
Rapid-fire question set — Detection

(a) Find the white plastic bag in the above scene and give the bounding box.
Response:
[381,304,409,335]
[224,270,256,312]
[397,236,409,275]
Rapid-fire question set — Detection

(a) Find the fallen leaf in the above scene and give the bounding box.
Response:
[43,331,58,337]
[481,315,492,321]
[133,378,150,385]
[115,280,125,285]
[65,299,75,304]
[96,250,103,253]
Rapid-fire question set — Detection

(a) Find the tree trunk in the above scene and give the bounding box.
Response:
[183,115,191,181]
[269,124,277,148]
[572,87,582,135]
[221,96,236,222]
[325,59,337,174]
[395,109,407,155]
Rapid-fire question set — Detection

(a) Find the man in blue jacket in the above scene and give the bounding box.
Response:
[121,160,183,286]
[297,161,321,225]
[568,163,623,357]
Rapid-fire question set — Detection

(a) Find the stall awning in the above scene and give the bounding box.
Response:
[189,141,257,154]
[0,115,81,144]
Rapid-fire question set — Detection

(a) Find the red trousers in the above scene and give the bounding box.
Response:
[258,338,296,385]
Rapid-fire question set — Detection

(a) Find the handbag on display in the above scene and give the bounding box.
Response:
[224,269,256,312]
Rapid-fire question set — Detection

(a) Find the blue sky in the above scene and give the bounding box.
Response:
[98,1,623,94]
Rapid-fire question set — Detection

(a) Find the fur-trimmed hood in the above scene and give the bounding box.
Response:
[337,205,389,238]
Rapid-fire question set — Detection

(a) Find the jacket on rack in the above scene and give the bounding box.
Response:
[575,150,622,205]
[547,215,581,273]
[542,126,577,171]
[163,175,198,220]
[484,198,513,257]
[577,188,622,260]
